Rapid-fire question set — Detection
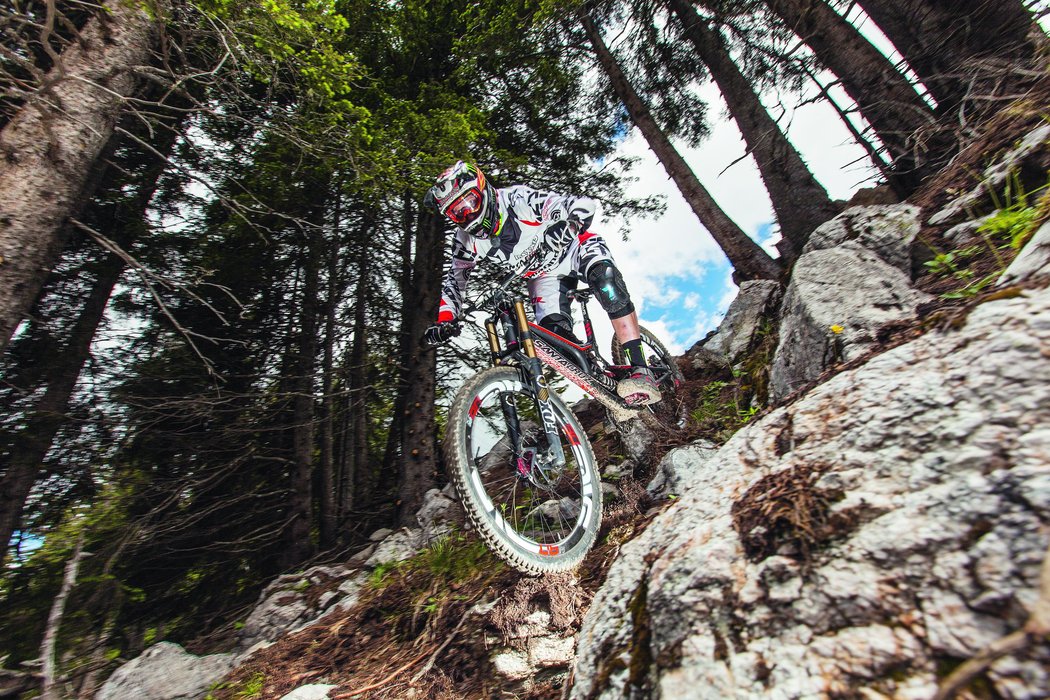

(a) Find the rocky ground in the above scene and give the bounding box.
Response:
[94,96,1050,700]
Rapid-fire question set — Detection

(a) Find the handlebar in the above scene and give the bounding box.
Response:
[461,268,521,317]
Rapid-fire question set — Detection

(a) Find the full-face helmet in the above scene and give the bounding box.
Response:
[425,161,500,238]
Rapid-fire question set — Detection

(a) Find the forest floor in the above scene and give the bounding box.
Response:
[202,78,1050,700]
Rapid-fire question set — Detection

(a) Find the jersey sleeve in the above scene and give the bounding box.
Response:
[438,229,477,322]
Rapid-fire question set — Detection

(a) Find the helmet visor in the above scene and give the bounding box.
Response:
[445,188,483,225]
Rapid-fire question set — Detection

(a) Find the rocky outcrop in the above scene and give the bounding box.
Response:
[95,642,235,700]
[803,204,921,274]
[237,564,369,654]
[572,285,1050,699]
[690,280,781,369]
[769,205,932,401]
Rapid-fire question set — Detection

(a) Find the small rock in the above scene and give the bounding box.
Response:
[492,650,531,681]
[279,685,338,700]
[368,528,394,542]
[364,528,421,568]
[529,635,576,667]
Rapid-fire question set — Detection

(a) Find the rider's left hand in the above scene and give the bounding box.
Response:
[423,322,461,347]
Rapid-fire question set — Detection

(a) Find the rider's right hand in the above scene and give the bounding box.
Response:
[423,322,461,347]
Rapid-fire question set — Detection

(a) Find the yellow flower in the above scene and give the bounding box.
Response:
[830,324,844,335]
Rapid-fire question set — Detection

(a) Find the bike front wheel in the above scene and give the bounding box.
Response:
[446,366,602,574]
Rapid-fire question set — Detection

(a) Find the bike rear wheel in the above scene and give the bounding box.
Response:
[446,366,602,574]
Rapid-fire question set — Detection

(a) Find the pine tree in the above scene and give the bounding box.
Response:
[581,11,781,281]
[854,0,1041,112]
[667,0,838,261]
[762,0,938,194]
[0,0,169,352]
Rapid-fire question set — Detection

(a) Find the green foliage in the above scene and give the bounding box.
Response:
[205,672,267,700]
[690,381,760,441]
[368,560,401,589]
[978,174,1046,249]
[926,173,1048,299]
[368,532,499,592]
[923,246,982,277]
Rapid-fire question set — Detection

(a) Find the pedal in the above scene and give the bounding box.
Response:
[622,392,651,406]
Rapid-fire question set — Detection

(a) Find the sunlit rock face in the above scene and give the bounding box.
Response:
[572,286,1050,700]
[96,642,235,700]
[770,205,932,402]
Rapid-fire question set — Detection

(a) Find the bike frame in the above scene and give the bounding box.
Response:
[473,274,663,459]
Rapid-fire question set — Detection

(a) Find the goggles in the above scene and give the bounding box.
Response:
[445,188,483,225]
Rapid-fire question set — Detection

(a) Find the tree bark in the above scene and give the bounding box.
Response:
[855,0,1039,111]
[764,0,937,194]
[41,531,87,700]
[282,205,325,566]
[344,232,372,521]
[669,0,837,262]
[0,252,124,565]
[318,192,342,549]
[582,13,781,280]
[0,0,164,353]
[0,98,185,565]
[392,204,443,526]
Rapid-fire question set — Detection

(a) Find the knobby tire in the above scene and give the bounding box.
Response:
[445,366,602,574]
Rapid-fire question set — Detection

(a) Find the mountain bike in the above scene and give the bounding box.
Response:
[430,271,684,574]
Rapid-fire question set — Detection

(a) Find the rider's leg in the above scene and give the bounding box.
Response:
[610,312,646,365]
[575,240,661,404]
[529,273,582,344]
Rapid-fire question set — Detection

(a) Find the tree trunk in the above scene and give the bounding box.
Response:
[344,233,372,521]
[378,204,416,510]
[0,0,164,353]
[0,98,185,565]
[0,253,124,564]
[41,532,87,700]
[764,0,937,194]
[669,0,837,261]
[855,0,1039,111]
[318,193,342,549]
[582,13,781,280]
[282,211,325,566]
[392,204,443,526]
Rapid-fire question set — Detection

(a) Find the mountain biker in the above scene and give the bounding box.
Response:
[423,160,661,405]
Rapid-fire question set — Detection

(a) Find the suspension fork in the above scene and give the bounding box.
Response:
[510,299,566,469]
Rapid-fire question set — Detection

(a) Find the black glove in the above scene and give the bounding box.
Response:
[423,322,461,347]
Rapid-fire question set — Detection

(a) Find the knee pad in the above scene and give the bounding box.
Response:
[586,261,634,319]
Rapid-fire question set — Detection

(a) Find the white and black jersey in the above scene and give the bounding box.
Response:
[437,185,616,325]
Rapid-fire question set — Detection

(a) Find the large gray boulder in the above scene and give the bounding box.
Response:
[770,245,932,401]
[804,203,921,274]
[696,280,781,367]
[96,642,234,700]
[571,285,1050,699]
